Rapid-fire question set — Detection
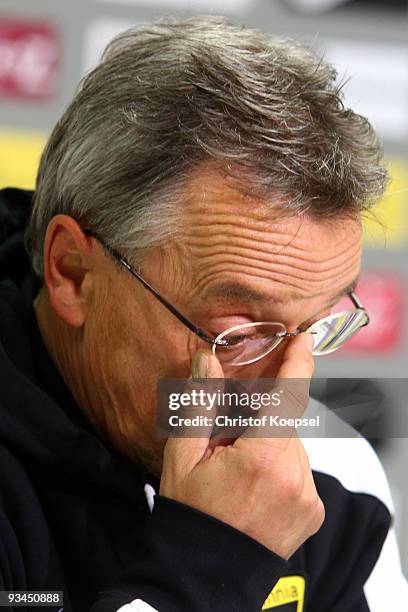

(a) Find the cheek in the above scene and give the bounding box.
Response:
[159,328,209,377]
[87,278,153,380]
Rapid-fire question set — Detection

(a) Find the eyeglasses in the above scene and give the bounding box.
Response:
[83,228,369,368]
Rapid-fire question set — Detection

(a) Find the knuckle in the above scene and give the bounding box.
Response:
[315,496,326,525]
[309,496,326,534]
[247,446,283,480]
[301,490,319,514]
[283,470,305,502]
[250,453,271,477]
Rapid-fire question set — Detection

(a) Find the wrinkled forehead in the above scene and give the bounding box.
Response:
[177,166,362,302]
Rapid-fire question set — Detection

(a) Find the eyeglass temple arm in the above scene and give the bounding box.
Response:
[349,291,370,325]
[349,291,364,310]
[83,228,227,347]
[119,259,224,345]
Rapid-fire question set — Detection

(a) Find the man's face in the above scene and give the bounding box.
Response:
[84,166,362,471]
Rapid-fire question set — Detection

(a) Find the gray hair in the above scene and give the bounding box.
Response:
[26,14,387,277]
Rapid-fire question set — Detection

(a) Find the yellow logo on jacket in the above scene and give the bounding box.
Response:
[262,575,305,611]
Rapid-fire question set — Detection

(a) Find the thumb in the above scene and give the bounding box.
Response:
[192,348,225,380]
[163,349,224,472]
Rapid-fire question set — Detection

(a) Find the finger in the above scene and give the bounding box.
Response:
[276,332,315,380]
[163,349,225,472]
[236,332,314,446]
[274,332,315,422]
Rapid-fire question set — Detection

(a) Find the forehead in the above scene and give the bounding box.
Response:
[178,166,362,302]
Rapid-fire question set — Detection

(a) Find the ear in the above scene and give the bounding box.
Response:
[43,215,94,328]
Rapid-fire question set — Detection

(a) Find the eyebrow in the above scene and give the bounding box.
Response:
[203,275,360,307]
[204,282,284,304]
[330,275,360,304]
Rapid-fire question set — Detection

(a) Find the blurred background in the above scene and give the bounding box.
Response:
[1,0,407,572]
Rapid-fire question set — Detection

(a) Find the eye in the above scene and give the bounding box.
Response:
[224,330,256,346]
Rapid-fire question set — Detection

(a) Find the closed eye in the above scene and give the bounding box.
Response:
[225,330,267,346]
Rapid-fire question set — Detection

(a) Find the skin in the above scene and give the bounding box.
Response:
[34,164,362,556]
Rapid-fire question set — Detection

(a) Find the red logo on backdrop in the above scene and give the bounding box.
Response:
[0,19,59,99]
[335,271,405,354]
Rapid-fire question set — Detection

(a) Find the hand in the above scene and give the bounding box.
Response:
[160,333,325,560]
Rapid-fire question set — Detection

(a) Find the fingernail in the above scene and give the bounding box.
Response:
[305,333,315,352]
[192,351,208,378]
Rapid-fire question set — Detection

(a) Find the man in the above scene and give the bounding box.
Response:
[0,15,406,612]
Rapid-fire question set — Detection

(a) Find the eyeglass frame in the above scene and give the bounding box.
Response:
[83,227,369,354]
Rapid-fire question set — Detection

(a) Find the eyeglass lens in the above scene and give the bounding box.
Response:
[212,310,368,366]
